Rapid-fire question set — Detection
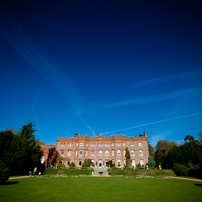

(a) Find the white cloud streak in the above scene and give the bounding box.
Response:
[100,111,202,135]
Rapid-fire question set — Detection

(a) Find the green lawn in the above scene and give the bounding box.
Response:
[0,177,202,202]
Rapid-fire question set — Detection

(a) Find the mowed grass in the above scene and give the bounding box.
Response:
[0,177,202,202]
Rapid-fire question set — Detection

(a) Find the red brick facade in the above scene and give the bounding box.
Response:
[38,142,56,167]
[56,131,149,167]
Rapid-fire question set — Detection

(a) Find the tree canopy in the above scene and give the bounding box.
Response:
[0,121,42,183]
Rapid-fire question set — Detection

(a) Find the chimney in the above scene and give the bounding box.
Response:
[143,130,147,137]
[75,131,78,137]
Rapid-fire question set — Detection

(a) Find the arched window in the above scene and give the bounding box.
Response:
[112,150,114,156]
[80,142,83,146]
[99,143,102,147]
[131,150,134,156]
[80,150,82,155]
[131,142,134,146]
[99,150,102,156]
[68,150,71,156]
[91,150,94,156]
[105,150,109,156]
[91,143,95,146]
[139,142,142,146]
[139,150,143,156]
[117,150,121,156]
[117,142,121,146]
[61,150,64,156]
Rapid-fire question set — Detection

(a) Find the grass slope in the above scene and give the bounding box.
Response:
[1,177,202,202]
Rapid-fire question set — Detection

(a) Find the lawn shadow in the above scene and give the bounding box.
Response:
[195,184,202,187]
[0,181,19,185]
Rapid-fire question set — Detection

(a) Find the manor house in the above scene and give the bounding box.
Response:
[56,130,149,168]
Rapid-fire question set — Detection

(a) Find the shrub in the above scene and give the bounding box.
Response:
[136,163,141,168]
[0,161,10,184]
[69,162,75,167]
[173,163,190,176]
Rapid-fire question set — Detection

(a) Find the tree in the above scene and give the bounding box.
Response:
[139,134,143,137]
[125,147,131,167]
[148,156,156,167]
[155,140,177,157]
[148,142,155,156]
[197,132,202,144]
[184,135,194,142]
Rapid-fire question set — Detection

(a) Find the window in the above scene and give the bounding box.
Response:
[91,150,94,156]
[99,143,102,147]
[112,150,114,156]
[91,143,95,146]
[117,150,121,156]
[117,159,121,167]
[80,150,82,155]
[117,142,120,146]
[76,150,77,155]
[80,142,83,146]
[123,150,125,156]
[139,150,143,156]
[69,143,71,146]
[40,156,44,164]
[68,150,71,156]
[85,150,88,156]
[76,143,78,146]
[123,143,125,146]
[140,160,144,166]
[99,150,102,156]
[105,150,109,156]
[86,143,88,146]
[61,150,64,156]
[112,143,114,146]
[124,159,126,165]
[131,150,134,156]
[131,143,134,146]
[62,143,64,146]
[67,159,70,165]
[139,142,142,146]
[106,143,108,146]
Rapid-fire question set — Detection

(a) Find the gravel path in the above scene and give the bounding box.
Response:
[172,176,202,182]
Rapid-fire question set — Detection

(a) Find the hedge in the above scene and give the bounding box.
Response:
[173,163,190,176]
[44,168,92,175]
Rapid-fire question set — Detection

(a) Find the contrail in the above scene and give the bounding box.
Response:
[100,112,202,135]
[79,115,95,134]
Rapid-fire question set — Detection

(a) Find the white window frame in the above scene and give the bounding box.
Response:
[62,143,64,146]
[106,143,108,146]
[123,143,125,146]
[112,143,114,146]
[117,142,121,146]
[99,150,102,156]
[139,142,142,146]
[69,143,72,146]
[131,150,134,156]
[91,150,94,156]
[112,150,114,156]
[61,150,64,156]
[80,150,82,155]
[99,143,102,147]
[68,150,71,156]
[131,142,134,146]
[105,150,109,156]
[80,142,83,146]
[139,150,143,156]
[85,150,88,156]
[91,143,95,146]
[86,143,88,146]
[117,150,121,156]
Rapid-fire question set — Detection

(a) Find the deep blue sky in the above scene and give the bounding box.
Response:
[0,0,202,146]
